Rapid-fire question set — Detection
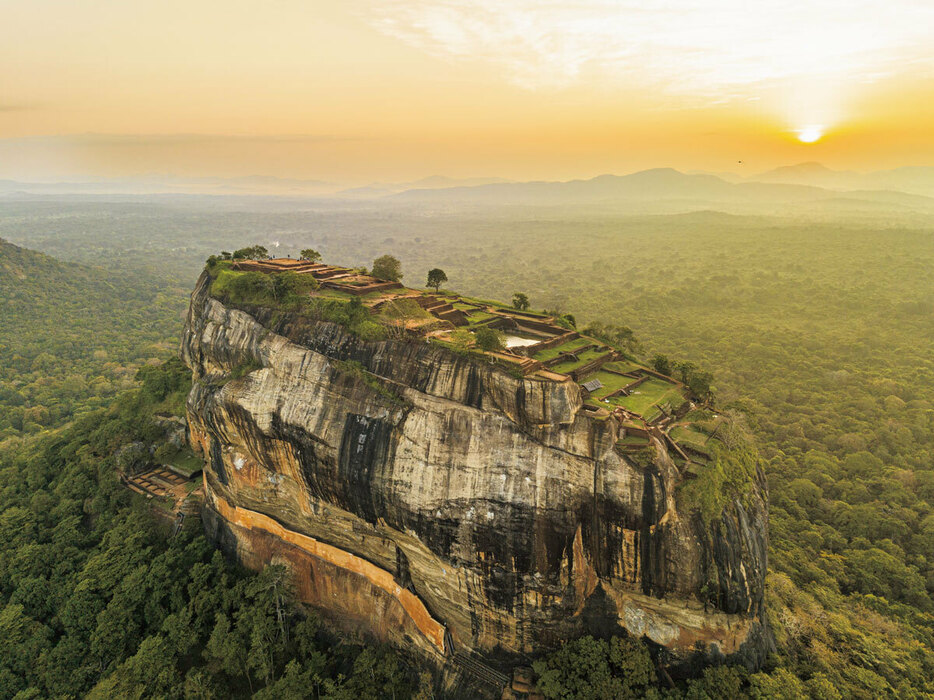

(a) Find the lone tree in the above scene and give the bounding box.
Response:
[371,255,403,282]
[426,268,448,292]
[299,248,322,263]
[512,293,530,311]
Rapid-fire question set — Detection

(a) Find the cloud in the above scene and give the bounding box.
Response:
[365,0,934,95]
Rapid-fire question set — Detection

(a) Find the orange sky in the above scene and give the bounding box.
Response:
[1,1,932,183]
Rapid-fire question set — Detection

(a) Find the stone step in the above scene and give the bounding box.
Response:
[148,474,178,489]
[452,652,509,689]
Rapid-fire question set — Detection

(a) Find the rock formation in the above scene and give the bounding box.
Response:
[182,268,771,679]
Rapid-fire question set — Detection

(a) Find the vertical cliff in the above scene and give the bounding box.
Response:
[182,269,771,673]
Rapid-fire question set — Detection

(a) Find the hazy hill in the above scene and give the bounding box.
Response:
[749,162,934,197]
[391,167,934,212]
[0,174,511,198]
[335,175,511,198]
[0,174,338,197]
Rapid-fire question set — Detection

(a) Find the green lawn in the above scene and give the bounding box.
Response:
[532,337,591,362]
[618,434,649,446]
[464,311,498,326]
[550,347,611,374]
[313,288,354,301]
[670,425,711,452]
[602,360,644,375]
[579,370,634,399]
[608,378,685,417]
[314,288,387,302]
[456,294,552,317]
[534,338,593,362]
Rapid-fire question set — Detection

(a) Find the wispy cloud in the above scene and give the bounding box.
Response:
[366,0,934,95]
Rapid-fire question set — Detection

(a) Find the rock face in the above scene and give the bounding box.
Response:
[182,271,771,669]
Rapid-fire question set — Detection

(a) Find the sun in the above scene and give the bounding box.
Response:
[796,126,824,143]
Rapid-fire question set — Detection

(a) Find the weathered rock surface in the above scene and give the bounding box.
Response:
[182,271,771,670]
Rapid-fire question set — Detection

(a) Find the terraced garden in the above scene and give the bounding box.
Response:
[594,377,686,418]
[579,369,636,399]
[669,425,711,450]
[549,346,613,374]
[463,310,497,326]
[602,360,643,374]
[532,337,591,362]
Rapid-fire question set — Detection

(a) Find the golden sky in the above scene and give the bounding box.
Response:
[1,0,932,182]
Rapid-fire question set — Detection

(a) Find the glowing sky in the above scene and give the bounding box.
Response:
[1,0,931,182]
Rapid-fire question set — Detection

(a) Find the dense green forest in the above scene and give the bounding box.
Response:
[1,199,933,697]
[0,239,185,439]
[0,359,421,699]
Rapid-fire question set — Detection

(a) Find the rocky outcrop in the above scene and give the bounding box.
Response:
[182,271,771,671]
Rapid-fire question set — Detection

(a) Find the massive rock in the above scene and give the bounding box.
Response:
[182,270,771,674]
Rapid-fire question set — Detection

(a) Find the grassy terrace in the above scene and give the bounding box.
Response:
[532,336,591,362]
[602,360,643,374]
[618,434,650,446]
[580,369,637,399]
[670,425,713,454]
[550,347,612,374]
[313,288,355,300]
[464,310,497,326]
[589,377,685,416]
[460,296,551,316]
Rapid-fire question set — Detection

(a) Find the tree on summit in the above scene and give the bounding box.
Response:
[371,255,403,282]
[299,248,321,263]
[474,326,505,352]
[652,354,673,376]
[583,322,641,354]
[512,292,530,311]
[232,245,268,260]
[426,268,447,292]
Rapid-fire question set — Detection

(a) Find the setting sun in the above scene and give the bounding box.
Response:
[796,126,824,143]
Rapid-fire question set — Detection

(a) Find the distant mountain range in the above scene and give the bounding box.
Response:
[334,175,511,198]
[0,174,336,197]
[2,164,933,213]
[747,162,934,197]
[0,174,510,198]
[391,167,934,212]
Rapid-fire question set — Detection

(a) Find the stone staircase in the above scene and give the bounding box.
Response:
[452,651,510,691]
[415,295,469,326]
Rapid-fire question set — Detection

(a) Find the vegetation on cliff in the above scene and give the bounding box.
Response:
[677,420,761,526]
[207,264,387,341]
